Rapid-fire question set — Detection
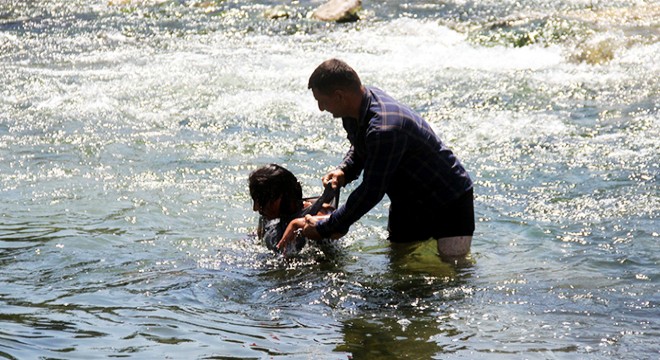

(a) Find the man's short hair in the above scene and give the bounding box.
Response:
[308,58,362,95]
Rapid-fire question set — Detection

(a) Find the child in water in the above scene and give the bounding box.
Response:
[248,164,338,254]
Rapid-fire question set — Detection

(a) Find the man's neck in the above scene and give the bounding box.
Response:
[346,86,367,120]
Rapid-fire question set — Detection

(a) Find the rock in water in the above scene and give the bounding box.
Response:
[264,5,292,20]
[311,0,361,23]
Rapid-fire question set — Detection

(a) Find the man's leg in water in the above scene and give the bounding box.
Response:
[436,189,474,261]
[437,235,472,260]
[389,189,474,262]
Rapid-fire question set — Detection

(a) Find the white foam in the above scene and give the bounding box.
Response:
[321,18,563,74]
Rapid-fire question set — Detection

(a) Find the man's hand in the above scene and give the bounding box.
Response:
[277,215,345,254]
[301,214,323,240]
[304,214,345,241]
[322,169,346,190]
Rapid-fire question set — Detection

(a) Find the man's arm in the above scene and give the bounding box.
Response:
[315,128,407,237]
[339,145,363,184]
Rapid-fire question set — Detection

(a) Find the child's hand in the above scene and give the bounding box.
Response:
[276,217,305,253]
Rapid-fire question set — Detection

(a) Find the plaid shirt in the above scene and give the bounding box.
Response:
[316,86,473,238]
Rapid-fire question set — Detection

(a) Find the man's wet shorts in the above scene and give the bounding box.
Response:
[388,188,475,242]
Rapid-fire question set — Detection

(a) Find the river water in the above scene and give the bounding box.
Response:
[1,0,658,359]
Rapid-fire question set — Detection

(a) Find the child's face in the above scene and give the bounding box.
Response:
[253,197,281,220]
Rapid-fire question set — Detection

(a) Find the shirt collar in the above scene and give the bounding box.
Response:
[358,86,371,125]
[341,86,371,131]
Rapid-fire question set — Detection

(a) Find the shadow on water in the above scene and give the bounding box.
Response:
[332,239,476,358]
[211,234,478,358]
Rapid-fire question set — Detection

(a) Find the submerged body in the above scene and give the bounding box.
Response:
[249,164,339,254]
[259,216,305,253]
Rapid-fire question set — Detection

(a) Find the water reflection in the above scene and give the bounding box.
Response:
[338,316,446,358]
[330,239,476,358]
[389,239,476,275]
[200,234,478,357]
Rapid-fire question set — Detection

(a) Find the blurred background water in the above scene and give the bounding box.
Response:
[0,0,658,358]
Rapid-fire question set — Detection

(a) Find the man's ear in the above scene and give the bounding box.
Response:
[334,89,346,103]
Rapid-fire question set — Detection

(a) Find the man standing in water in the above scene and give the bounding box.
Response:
[278,58,474,260]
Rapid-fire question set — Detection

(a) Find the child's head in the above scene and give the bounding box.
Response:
[248,164,303,220]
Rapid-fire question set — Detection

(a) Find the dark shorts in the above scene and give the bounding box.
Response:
[388,188,475,243]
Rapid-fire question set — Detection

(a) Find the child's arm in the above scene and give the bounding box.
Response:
[277,214,344,252]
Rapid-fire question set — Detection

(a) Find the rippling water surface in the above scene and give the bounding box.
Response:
[1,0,658,358]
